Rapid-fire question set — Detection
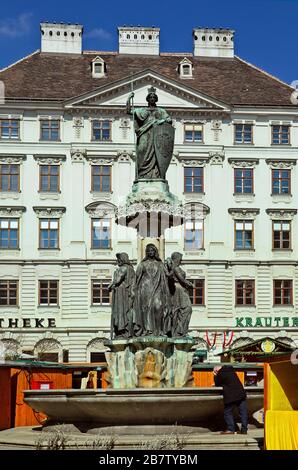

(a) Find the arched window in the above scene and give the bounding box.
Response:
[86,338,109,363]
[0,338,21,360]
[34,338,62,362]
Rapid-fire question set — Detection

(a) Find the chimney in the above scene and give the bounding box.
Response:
[40,22,83,54]
[118,26,160,55]
[193,28,234,58]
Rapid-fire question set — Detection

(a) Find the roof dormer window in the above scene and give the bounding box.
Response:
[179,58,193,79]
[92,56,105,78]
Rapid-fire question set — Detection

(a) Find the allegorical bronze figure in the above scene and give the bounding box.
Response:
[165,252,193,337]
[109,253,136,339]
[126,86,175,180]
[133,244,172,336]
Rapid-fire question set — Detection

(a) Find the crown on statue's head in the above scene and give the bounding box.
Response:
[147,86,157,94]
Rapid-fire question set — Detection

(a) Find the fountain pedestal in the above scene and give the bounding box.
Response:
[104,337,196,389]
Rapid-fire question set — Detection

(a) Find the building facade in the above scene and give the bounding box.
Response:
[0,23,297,362]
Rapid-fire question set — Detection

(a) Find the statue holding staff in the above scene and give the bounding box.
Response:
[126,86,175,181]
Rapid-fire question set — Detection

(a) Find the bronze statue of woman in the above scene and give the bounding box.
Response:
[108,252,135,339]
[165,252,194,337]
[134,244,172,336]
[126,86,174,180]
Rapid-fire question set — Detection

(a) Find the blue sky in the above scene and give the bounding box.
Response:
[0,0,297,85]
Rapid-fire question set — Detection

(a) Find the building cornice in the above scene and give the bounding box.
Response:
[0,205,26,216]
[266,158,297,169]
[33,154,66,164]
[266,208,297,220]
[228,157,259,168]
[85,201,117,217]
[228,208,260,219]
[0,154,27,164]
[33,206,66,217]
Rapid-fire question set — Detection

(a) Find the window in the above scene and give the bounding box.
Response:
[184,167,203,193]
[235,280,255,306]
[92,120,111,141]
[90,352,106,364]
[189,279,205,305]
[0,164,20,192]
[0,218,19,249]
[92,57,105,78]
[184,124,203,143]
[40,120,60,141]
[273,221,291,250]
[0,119,20,140]
[39,165,60,192]
[184,220,204,250]
[234,124,253,144]
[38,352,59,362]
[0,280,18,306]
[39,280,59,306]
[235,220,253,250]
[39,219,59,249]
[91,218,111,249]
[273,280,293,306]
[94,63,103,74]
[92,279,111,305]
[234,168,253,194]
[179,60,193,78]
[182,64,191,75]
[91,165,111,192]
[272,125,290,145]
[272,169,291,195]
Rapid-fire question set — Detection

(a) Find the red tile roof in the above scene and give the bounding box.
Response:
[0,51,295,107]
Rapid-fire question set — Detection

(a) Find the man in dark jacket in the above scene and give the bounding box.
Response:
[214,365,248,435]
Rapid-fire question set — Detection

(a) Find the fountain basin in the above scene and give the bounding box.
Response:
[24,387,263,428]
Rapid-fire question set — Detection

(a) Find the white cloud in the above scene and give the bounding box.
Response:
[85,28,112,40]
[0,12,33,38]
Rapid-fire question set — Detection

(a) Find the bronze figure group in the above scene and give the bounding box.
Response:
[108,89,192,339]
[109,245,193,339]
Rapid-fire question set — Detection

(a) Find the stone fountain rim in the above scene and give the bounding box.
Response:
[24,386,263,397]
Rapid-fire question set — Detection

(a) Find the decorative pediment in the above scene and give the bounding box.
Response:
[266,158,297,169]
[184,202,210,219]
[228,158,259,168]
[34,154,66,164]
[0,154,26,164]
[0,205,26,217]
[63,70,230,114]
[33,206,66,217]
[178,154,210,167]
[85,201,117,218]
[228,208,260,219]
[266,208,297,220]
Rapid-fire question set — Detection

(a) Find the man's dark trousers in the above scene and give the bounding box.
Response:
[223,398,248,432]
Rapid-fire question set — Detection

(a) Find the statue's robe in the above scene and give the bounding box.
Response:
[132,107,171,179]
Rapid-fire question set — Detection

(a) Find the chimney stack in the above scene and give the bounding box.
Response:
[118,26,160,55]
[40,22,83,54]
[193,28,234,58]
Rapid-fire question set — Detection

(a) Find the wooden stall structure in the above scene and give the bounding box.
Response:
[0,360,110,430]
[217,337,295,363]
[264,356,298,450]
[192,362,264,387]
[0,360,72,430]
